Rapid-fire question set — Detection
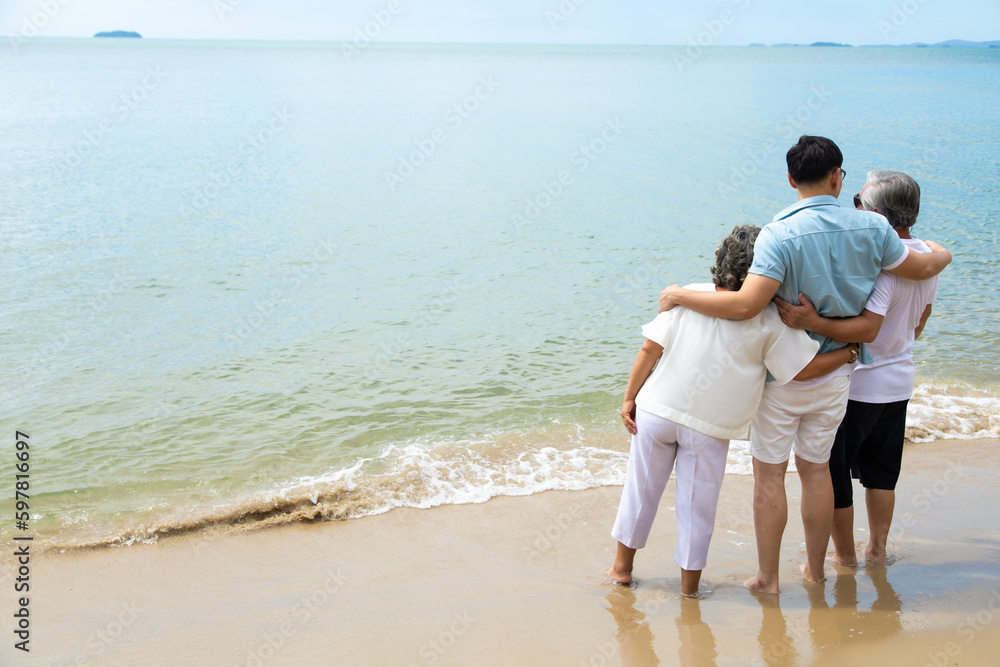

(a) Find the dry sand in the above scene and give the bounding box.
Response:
[4,438,1000,666]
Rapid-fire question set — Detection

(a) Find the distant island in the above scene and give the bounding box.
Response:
[884,39,1000,48]
[94,31,141,38]
[750,39,1000,48]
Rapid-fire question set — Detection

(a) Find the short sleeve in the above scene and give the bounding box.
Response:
[912,240,939,306]
[879,221,907,269]
[762,319,821,385]
[641,311,678,349]
[864,271,894,317]
[748,226,785,282]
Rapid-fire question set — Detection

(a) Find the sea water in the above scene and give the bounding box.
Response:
[1,40,998,547]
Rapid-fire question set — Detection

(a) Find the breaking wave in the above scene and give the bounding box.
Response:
[43,382,999,551]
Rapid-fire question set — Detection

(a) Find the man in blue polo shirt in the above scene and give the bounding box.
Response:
[657,135,951,594]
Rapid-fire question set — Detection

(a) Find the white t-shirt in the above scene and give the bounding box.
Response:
[849,238,938,403]
[635,283,820,440]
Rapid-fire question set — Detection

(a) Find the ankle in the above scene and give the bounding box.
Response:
[612,562,632,575]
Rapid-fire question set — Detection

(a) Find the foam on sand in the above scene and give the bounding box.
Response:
[43,383,999,549]
[48,440,629,550]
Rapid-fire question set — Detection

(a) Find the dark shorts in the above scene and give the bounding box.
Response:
[829,399,909,509]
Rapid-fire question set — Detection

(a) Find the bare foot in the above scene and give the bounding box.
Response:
[863,550,886,565]
[864,549,896,566]
[744,574,779,595]
[800,563,827,584]
[827,554,858,568]
[681,586,713,599]
[607,567,632,585]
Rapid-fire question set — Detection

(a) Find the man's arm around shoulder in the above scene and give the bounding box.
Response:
[658,273,781,319]
[888,241,952,281]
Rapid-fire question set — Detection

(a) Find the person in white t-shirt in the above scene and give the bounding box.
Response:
[607,225,860,596]
[776,171,937,567]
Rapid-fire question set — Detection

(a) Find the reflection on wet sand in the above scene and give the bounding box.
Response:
[752,566,902,664]
[605,586,721,667]
[606,585,660,666]
[805,566,903,657]
[866,565,904,619]
[753,593,801,666]
[602,564,919,666]
[676,597,719,666]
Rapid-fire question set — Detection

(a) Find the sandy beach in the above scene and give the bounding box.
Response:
[4,437,999,666]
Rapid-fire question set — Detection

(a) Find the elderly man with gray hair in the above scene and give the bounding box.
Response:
[776,170,938,567]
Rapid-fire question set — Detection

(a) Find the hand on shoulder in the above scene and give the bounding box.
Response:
[658,284,683,313]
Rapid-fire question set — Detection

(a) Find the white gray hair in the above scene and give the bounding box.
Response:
[860,170,921,229]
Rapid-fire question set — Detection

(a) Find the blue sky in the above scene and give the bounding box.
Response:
[2,0,998,45]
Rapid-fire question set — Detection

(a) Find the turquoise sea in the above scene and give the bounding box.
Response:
[1,40,998,548]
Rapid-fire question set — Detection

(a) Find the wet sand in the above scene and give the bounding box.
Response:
[5,438,1000,666]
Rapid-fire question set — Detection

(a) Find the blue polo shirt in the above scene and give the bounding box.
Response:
[750,195,907,358]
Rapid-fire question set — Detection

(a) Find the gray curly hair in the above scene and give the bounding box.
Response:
[711,225,761,291]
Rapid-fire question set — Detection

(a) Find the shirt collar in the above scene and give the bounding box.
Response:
[772,195,842,222]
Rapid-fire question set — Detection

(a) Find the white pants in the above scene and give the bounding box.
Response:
[612,408,730,571]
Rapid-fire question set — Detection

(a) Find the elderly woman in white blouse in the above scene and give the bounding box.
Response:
[607,225,859,597]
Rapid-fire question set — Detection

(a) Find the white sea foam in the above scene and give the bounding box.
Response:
[726,440,800,476]
[906,383,1000,442]
[724,383,1000,475]
[217,381,1000,523]
[278,442,630,519]
[46,383,998,549]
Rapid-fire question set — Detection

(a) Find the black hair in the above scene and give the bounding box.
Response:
[786,135,843,186]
